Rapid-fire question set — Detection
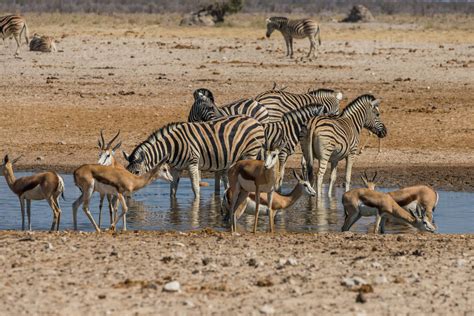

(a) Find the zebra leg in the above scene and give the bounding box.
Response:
[221,171,229,191]
[344,155,355,192]
[317,157,329,198]
[289,37,294,58]
[307,36,314,58]
[14,35,21,55]
[188,164,201,199]
[214,171,221,194]
[328,161,339,196]
[276,154,287,192]
[284,37,290,56]
[170,168,181,197]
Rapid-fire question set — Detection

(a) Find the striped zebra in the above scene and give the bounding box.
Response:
[29,33,56,53]
[301,94,388,197]
[263,104,325,191]
[188,88,269,123]
[255,88,342,122]
[1,15,29,55]
[266,17,321,58]
[124,116,265,198]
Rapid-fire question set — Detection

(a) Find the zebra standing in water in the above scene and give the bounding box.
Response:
[301,94,388,197]
[255,88,342,122]
[266,17,321,58]
[125,116,265,199]
[188,88,269,123]
[1,15,29,55]
[262,104,326,191]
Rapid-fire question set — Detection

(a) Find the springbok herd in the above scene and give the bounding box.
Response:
[1,15,439,234]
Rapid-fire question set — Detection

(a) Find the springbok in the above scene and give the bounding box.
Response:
[72,156,172,232]
[341,182,436,234]
[360,172,439,232]
[97,130,125,227]
[222,168,316,217]
[1,154,64,231]
[227,137,285,233]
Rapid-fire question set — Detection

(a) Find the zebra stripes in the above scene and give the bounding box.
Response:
[263,104,325,190]
[125,115,265,198]
[266,17,321,58]
[1,15,29,55]
[255,88,342,122]
[188,88,269,123]
[301,94,388,197]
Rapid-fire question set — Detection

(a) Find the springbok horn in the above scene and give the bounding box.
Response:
[363,170,369,182]
[12,155,24,164]
[106,130,121,149]
[272,82,277,90]
[99,129,105,149]
[372,171,378,182]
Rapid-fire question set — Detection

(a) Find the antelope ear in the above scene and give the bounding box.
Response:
[158,154,169,165]
[3,154,9,164]
[112,141,122,152]
[122,151,130,162]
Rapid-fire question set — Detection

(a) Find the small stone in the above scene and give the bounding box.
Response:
[163,281,180,292]
[256,277,274,287]
[374,275,388,285]
[393,276,405,284]
[455,259,466,267]
[110,250,118,257]
[342,277,368,289]
[248,258,257,267]
[356,292,367,303]
[202,257,211,266]
[58,141,66,145]
[36,156,44,161]
[287,258,298,266]
[260,304,275,314]
[371,261,382,269]
[183,300,195,307]
[45,242,54,251]
[171,242,186,247]
[98,294,106,299]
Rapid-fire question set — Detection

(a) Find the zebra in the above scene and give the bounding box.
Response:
[255,88,342,122]
[301,94,388,197]
[266,17,321,58]
[124,115,265,199]
[188,88,269,123]
[29,33,56,53]
[1,15,29,55]
[262,103,326,191]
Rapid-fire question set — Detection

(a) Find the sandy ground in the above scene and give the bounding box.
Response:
[0,14,472,190]
[0,231,472,315]
[0,13,473,315]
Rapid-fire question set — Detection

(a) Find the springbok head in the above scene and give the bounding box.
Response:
[97,130,122,166]
[263,133,286,169]
[1,154,23,173]
[361,170,378,190]
[410,204,436,233]
[292,169,316,196]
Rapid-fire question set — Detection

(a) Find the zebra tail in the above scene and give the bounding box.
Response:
[316,25,321,46]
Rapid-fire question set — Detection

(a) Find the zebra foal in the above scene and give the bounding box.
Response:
[125,116,265,199]
[266,17,321,58]
[255,88,342,123]
[1,15,29,55]
[301,95,388,197]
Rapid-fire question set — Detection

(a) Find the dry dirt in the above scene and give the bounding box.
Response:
[0,231,473,315]
[0,13,473,315]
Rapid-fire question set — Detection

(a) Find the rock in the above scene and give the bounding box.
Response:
[163,281,180,292]
[58,141,66,145]
[180,13,215,27]
[341,5,375,23]
[256,276,274,287]
[260,304,275,315]
[202,257,212,266]
[455,259,466,267]
[45,242,54,251]
[183,300,195,307]
[277,257,298,268]
[371,261,382,269]
[374,274,388,285]
[287,258,298,266]
[36,156,44,161]
[341,276,368,289]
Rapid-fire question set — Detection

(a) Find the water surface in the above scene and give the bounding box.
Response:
[0,173,472,234]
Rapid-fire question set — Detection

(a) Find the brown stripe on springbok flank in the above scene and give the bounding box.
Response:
[12,175,42,196]
[93,174,121,191]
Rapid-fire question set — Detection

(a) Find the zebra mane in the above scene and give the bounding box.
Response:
[129,122,183,159]
[281,104,322,120]
[268,16,289,24]
[308,88,336,95]
[342,94,377,114]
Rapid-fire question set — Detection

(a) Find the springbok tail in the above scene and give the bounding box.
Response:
[433,191,439,212]
[57,175,66,201]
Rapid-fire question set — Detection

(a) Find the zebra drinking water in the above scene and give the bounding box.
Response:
[266,17,321,58]
[301,94,388,197]
[255,88,342,122]
[125,116,265,199]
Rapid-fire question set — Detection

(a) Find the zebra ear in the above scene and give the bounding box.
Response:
[122,151,130,162]
[266,18,271,23]
[371,99,380,108]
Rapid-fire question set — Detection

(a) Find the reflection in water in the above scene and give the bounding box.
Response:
[0,172,472,234]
